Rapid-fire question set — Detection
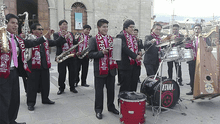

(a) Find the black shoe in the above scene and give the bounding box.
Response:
[187,83,190,85]
[81,84,89,87]
[70,89,78,93]
[57,90,64,95]
[28,106,34,111]
[186,91,193,95]
[179,82,184,86]
[108,109,119,115]
[96,112,102,119]
[42,100,55,104]
[17,122,26,124]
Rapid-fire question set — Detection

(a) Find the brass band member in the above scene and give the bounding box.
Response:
[167,24,184,86]
[143,23,162,76]
[26,23,67,111]
[134,29,144,84]
[54,20,78,95]
[116,20,142,92]
[75,25,91,87]
[0,14,50,124]
[88,19,119,119]
[185,24,212,95]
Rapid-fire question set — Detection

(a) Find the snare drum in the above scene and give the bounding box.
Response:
[118,92,147,124]
[140,75,180,108]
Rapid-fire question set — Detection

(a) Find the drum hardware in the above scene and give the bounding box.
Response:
[141,44,187,123]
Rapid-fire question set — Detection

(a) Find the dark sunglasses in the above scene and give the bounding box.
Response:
[36,28,44,31]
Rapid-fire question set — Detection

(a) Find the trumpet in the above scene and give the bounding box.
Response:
[55,39,84,63]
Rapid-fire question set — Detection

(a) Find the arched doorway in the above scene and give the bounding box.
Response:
[71,2,87,35]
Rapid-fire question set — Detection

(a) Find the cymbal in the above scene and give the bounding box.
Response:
[156,41,175,47]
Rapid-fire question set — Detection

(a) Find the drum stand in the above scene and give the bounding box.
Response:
[151,44,187,124]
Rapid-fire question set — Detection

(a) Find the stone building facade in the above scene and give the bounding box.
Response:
[1,0,153,39]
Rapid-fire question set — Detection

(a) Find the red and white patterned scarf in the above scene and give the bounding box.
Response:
[123,30,141,66]
[96,32,118,75]
[31,36,51,69]
[0,35,31,78]
[58,31,75,56]
[78,33,89,56]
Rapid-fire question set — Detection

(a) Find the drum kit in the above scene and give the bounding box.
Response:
[118,39,190,124]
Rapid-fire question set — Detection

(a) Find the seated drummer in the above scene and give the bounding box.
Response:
[143,23,163,76]
[185,24,212,95]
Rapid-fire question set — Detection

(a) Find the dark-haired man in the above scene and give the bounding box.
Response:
[185,24,212,95]
[167,24,184,86]
[75,25,91,87]
[0,14,50,124]
[116,20,142,92]
[134,29,143,84]
[88,19,119,119]
[26,23,67,111]
[143,23,162,76]
[54,20,78,95]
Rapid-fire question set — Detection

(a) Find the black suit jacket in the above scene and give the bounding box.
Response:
[88,36,116,77]
[27,36,66,70]
[0,35,47,83]
[143,35,160,65]
[53,32,77,56]
[116,33,139,71]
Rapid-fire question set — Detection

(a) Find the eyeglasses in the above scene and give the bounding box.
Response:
[36,28,44,31]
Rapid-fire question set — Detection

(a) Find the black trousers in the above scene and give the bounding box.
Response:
[27,69,50,106]
[187,60,196,92]
[144,63,159,76]
[167,61,182,83]
[58,57,76,91]
[94,75,116,113]
[0,69,20,124]
[119,64,140,92]
[22,76,27,93]
[75,57,89,85]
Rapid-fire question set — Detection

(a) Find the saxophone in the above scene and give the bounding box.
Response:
[18,12,33,61]
[55,37,84,63]
[0,5,9,53]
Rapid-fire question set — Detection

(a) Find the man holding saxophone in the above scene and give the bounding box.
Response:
[75,25,91,87]
[0,13,52,124]
[54,20,78,95]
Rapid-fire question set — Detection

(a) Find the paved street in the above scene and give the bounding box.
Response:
[16,51,220,124]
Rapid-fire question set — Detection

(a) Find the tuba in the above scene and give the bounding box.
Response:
[0,5,9,53]
[18,12,33,61]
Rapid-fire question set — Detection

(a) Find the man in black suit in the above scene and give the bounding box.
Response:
[116,20,142,92]
[143,23,162,76]
[26,23,67,111]
[167,24,184,86]
[75,25,91,87]
[54,20,78,95]
[88,19,119,119]
[134,29,144,84]
[0,14,49,124]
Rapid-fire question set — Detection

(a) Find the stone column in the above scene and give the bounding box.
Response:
[65,9,72,32]
[57,0,65,22]
[49,7,58,31]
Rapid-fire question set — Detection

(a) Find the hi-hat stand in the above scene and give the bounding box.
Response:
[150,43,187,124]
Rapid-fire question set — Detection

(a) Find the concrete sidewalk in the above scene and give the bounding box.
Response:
[16,52,220,124]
